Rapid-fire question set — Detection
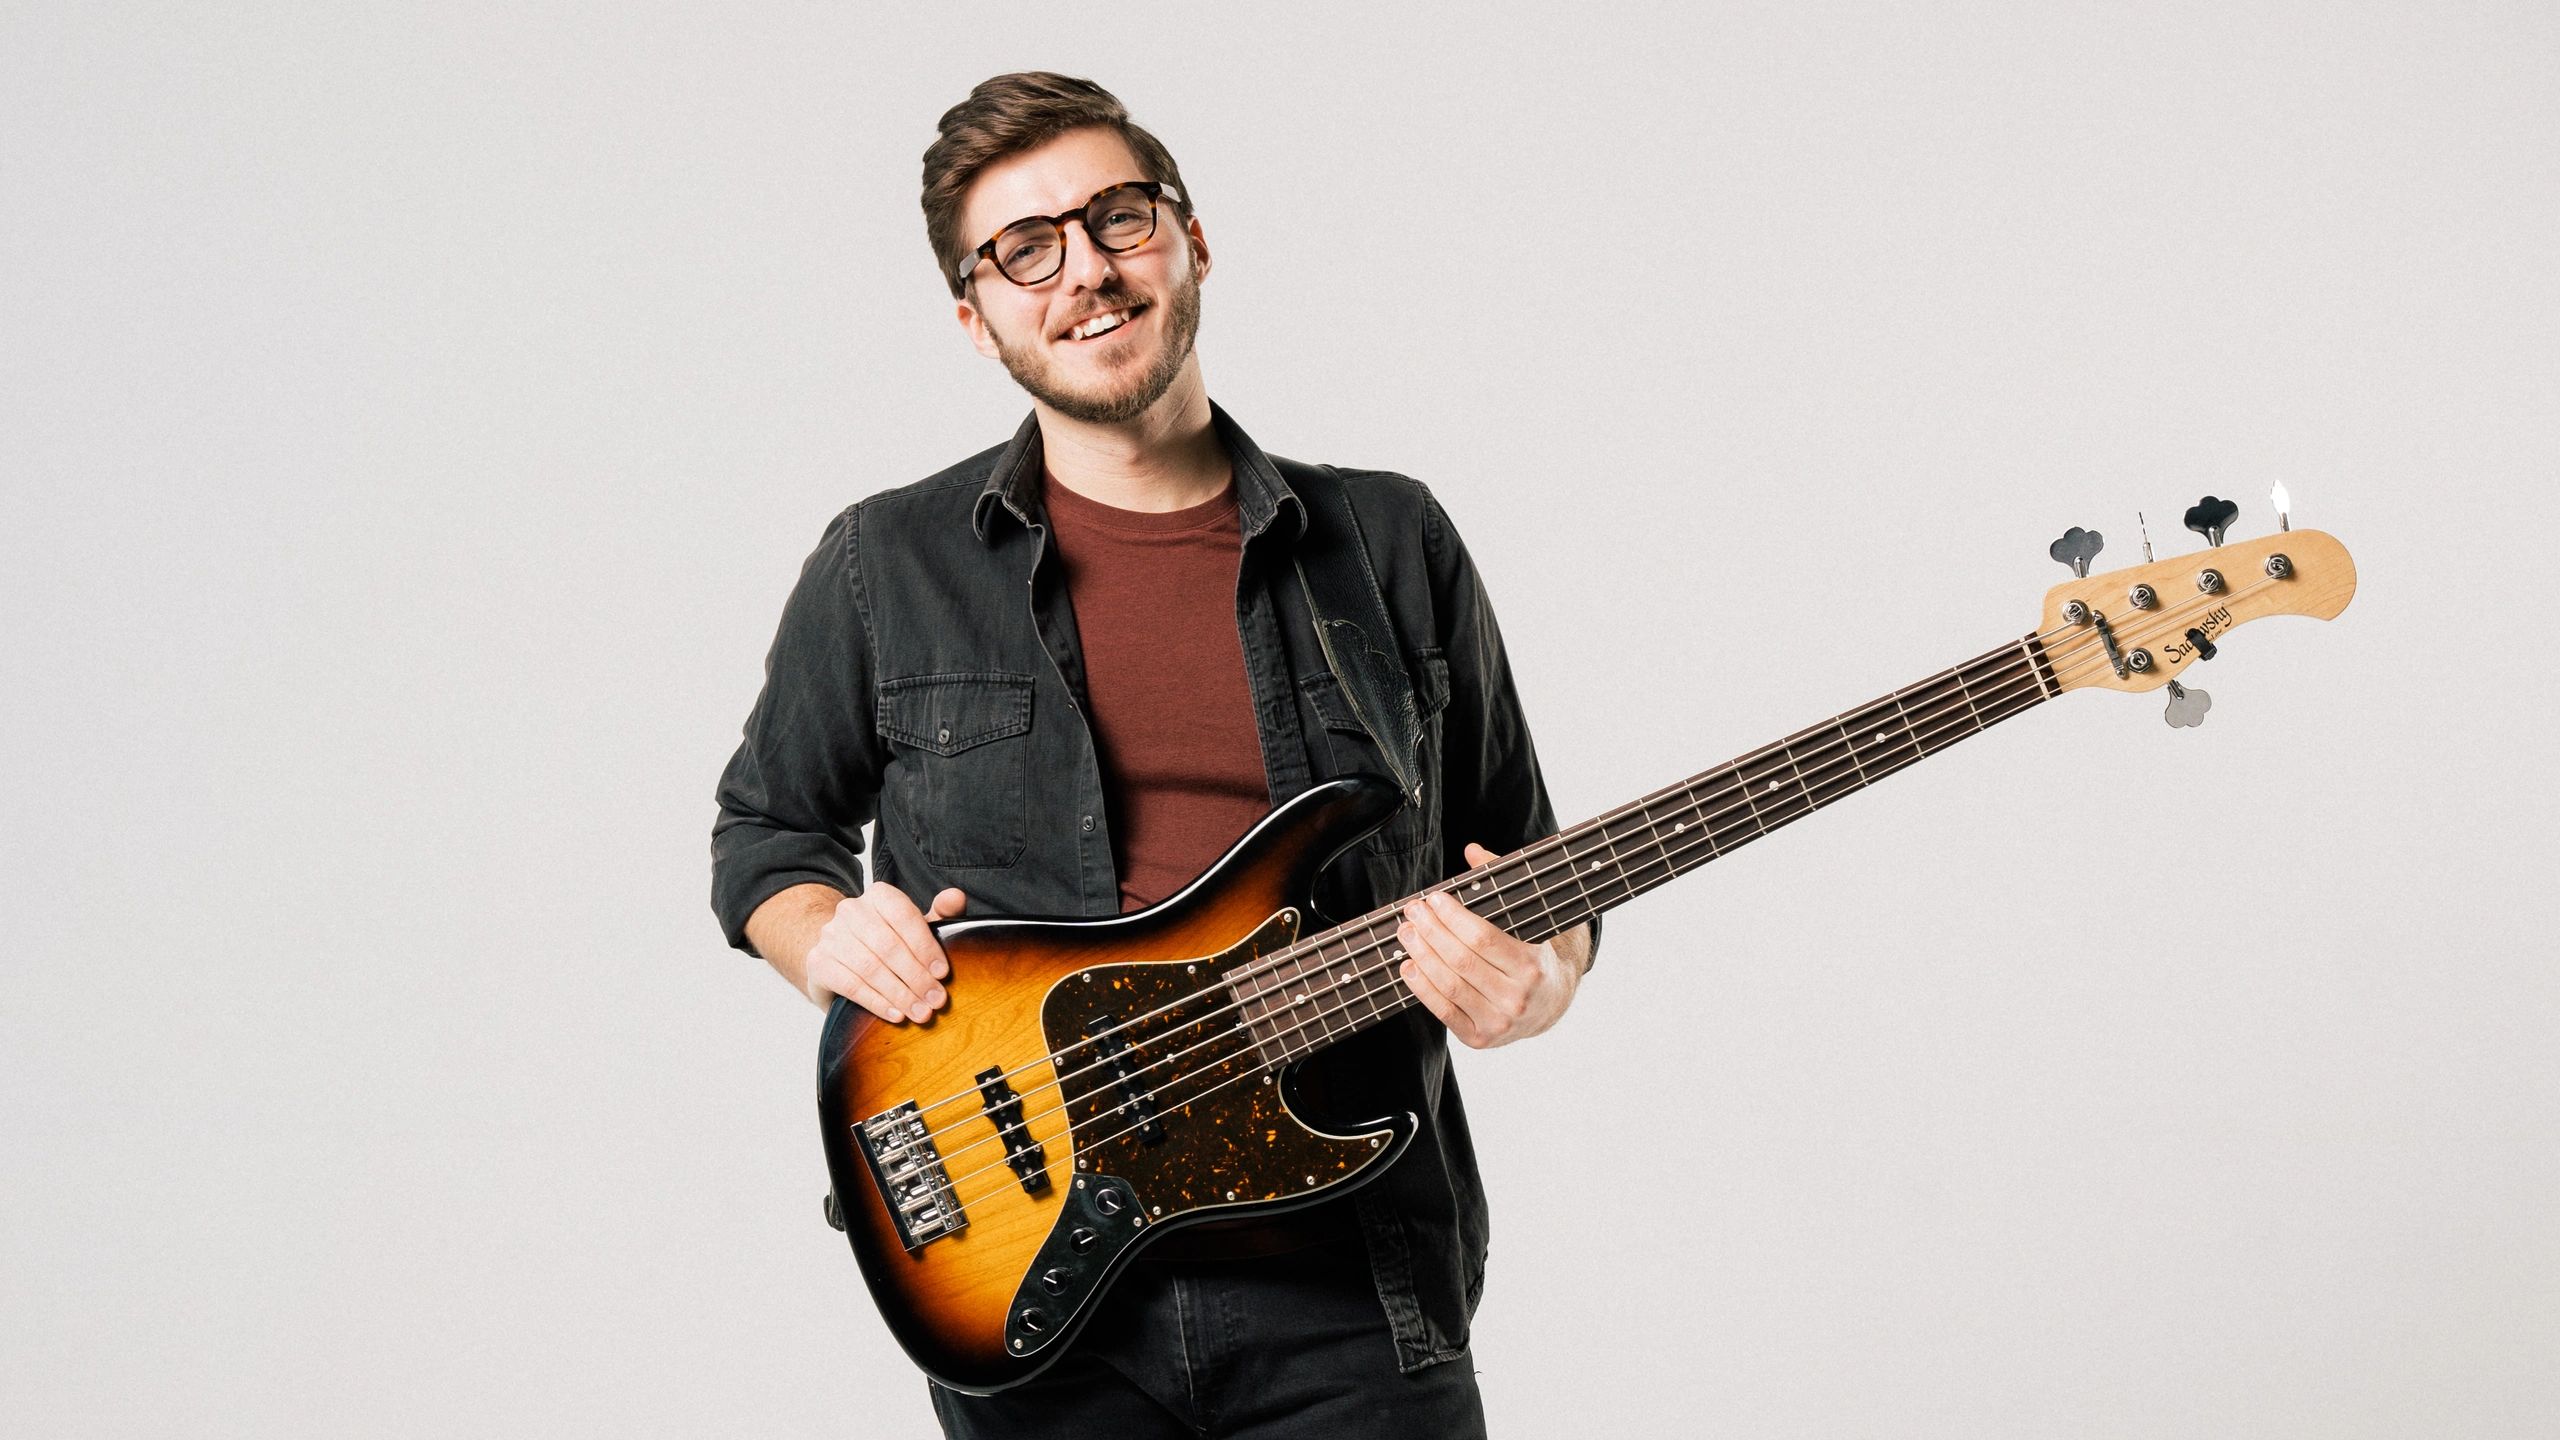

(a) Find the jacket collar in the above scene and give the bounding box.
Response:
[971,401,1304,545]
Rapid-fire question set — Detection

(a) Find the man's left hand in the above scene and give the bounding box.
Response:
[1396,842,1586,1049]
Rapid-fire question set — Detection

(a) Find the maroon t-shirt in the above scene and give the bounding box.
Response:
[1041,471,1271,912]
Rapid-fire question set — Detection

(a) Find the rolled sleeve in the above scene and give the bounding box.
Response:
[710,505,880,954]
[1418,487,1603,969]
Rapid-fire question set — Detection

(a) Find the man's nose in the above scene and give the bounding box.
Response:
[1056,220,1116,291]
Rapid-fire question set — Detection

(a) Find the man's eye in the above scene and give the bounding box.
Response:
[1003,238,1055,268]
[1098,208,1144,227]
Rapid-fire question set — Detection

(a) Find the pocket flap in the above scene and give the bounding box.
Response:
[1299,647,1450,734]
[876,673,1034,755]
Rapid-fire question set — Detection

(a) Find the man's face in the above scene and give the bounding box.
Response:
[952,127,1208,426]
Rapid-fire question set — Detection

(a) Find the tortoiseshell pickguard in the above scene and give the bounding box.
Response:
[1038,909,1393,1220]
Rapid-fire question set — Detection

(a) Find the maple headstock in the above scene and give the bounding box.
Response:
[2038,529,2357,696]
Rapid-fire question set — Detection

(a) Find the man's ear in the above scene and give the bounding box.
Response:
[1185,214,1211,284]
[954,293,1003,361]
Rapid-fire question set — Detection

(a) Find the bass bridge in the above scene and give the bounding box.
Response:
[853,1100,966,1252]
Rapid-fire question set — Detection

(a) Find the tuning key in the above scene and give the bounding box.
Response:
[2184,495,2239,547]
[2048,526,2105,578]
[2163,678,2212,730]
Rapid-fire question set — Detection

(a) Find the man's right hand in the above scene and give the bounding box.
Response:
[804,885,969,1022]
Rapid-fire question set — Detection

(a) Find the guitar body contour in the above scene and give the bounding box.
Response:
[816,775,1418,1395]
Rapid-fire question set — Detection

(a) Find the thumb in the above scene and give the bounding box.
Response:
[927,888,970,921]
[1463,843,1498,867]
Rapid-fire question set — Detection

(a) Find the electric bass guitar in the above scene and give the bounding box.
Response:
[816,504,2355,1393]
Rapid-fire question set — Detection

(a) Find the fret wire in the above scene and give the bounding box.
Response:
[1341,922,1382,1024]
[1834,716,1873,786]
[1294,923,1339,1052]
[1947,660,1986,735]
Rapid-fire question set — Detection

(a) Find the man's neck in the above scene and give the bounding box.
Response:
[1035,370,1230,513]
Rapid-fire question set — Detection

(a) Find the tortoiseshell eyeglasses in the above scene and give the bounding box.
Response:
[953,180,1184,294]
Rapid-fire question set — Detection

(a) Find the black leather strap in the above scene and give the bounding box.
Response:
[1273,457,1427,809]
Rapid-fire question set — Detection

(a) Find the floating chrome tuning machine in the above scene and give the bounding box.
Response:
[2048,526,2104,578]
[2184,495,2239,548]
[2163,678,2213,730]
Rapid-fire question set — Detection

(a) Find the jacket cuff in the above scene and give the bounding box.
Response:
[710,830,865,954]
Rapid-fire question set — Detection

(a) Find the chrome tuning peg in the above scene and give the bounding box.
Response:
[2163,678,2212,729]
[2183,495,2239,547]
[2048,526,2105,578]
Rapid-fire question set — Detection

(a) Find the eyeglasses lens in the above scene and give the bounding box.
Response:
[994,185,1160,285]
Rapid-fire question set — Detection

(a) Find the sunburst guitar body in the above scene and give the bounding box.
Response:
[817,776,1416,1395]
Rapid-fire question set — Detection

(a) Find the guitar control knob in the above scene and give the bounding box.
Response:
[1094,1187,1126,1216]
[1070,1226,1099,1252]
[1017,1306,1049,1334]
[1040,1267,1069,1294]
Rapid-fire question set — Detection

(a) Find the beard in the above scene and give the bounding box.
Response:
[984,264,1204,426]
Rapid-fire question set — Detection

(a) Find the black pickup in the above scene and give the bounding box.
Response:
[975,1066,1051,1195]
[1086,1017,1167,1145]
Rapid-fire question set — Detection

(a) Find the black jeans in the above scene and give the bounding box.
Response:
[926,1232,1487,1439]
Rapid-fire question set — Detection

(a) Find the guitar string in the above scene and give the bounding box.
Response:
[908,669,2055,1206]
[884,651,2054,1186]
[878,589,2188,1138]
[875,571,2263,1188]
[878,579,2261,1191]
[877,578,2260,1200]
[926,668,2077,1203]
[927,582,2258,1205]
[908,587,2256,1205]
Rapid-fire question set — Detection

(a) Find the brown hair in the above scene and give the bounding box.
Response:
[922,72,1194,299]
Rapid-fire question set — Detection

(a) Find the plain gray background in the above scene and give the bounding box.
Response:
[6,3,2555,1435]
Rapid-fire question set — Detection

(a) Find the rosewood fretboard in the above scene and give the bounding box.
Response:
[1232,635,2061,1064]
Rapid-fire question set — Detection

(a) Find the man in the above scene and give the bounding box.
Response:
[710,72,1596,1438]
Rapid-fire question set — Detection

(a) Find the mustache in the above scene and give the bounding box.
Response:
[1053,286,1150,337]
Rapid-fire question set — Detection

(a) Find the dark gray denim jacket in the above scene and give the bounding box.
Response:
[711,403,1595,1372]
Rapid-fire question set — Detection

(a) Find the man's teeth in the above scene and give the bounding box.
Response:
[1069,308,1133,341]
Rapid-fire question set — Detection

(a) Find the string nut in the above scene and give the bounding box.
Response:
[2126,648,2155,673]
[2265,553,2293,580]
[2128,583,2158,610]
[2062,599,2092,626]
[2197,568,2226,595]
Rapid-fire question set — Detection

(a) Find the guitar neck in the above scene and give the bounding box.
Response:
[1237,634,2061,1063]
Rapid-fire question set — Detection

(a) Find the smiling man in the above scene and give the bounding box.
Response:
[711,72,1594,1439]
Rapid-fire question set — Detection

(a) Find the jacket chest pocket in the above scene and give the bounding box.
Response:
[876,672,1034,869]
[1299,647,1451,856]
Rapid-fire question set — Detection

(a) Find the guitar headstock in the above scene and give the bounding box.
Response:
[2037,509,2356,703]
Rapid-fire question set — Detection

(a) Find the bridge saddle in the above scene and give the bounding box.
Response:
[853,1100,967,1253]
